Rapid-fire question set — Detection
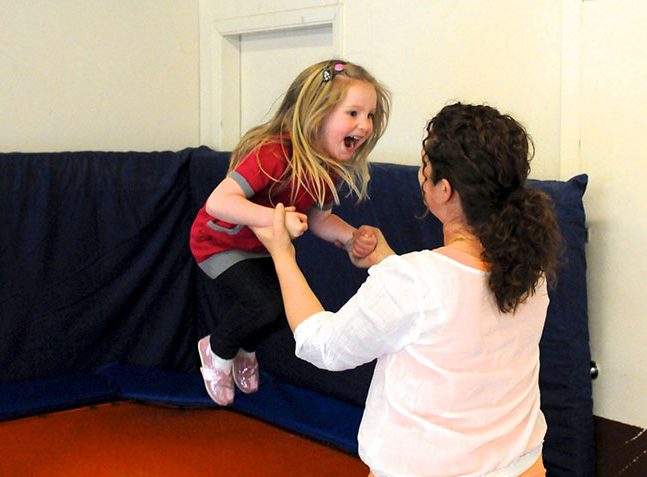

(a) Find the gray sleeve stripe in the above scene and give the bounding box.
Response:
[229,171,255,198]
[206,220,244,235]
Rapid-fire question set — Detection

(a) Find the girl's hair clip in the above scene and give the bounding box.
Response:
[322,63,345,82]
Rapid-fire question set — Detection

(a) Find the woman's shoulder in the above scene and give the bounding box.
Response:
[369,250,436,277]
[431,247,489,272]
[370,249,486,280]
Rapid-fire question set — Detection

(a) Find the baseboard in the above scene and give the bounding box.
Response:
[595,415,647,476]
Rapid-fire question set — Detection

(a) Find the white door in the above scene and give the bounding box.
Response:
[239,24,334,136]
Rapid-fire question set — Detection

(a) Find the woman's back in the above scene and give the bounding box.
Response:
[358,249,548,476]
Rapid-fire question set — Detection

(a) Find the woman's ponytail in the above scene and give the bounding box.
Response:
[478,187,563,313]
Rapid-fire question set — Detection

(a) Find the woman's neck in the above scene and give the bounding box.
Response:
[442,221,484,260]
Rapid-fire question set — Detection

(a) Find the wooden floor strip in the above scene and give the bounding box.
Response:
[0,401,368,477]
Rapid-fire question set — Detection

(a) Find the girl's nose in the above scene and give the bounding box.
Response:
[359,115,372,133]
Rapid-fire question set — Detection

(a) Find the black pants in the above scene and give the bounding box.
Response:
[199,257,285,359]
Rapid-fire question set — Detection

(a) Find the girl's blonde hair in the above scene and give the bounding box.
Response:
[229,59,390,207]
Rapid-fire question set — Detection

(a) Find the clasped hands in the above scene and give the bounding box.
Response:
[251,204,394,268]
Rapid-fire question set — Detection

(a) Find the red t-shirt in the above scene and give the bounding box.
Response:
[190,140,335,264]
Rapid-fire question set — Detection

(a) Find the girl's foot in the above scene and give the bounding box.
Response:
[233,350,259,394]
[197,335,234,406]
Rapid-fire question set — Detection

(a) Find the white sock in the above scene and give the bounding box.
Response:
[209,347,233,371]
[236,349,256,359]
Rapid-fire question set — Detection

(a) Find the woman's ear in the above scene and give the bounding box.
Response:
[439,178,453,202]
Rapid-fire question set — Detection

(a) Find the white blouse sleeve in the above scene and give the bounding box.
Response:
[293,255,425,371]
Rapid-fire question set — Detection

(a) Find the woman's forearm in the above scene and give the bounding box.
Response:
[272,253,324,332]
[251,202,330,331]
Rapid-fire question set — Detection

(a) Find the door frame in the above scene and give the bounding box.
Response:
[199,3,343,150]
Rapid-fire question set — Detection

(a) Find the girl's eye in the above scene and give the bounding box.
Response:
[348,111,358,117]
[368,112,375,120]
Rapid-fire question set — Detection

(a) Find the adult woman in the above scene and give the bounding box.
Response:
[253,102,562,477]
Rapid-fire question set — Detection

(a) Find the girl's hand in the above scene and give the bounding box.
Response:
[347,229,378,259]
[284,207,308,239]
[251,203,296,259]
[348,225,396,268]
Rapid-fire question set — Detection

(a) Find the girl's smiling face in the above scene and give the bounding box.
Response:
[319,79,377,162]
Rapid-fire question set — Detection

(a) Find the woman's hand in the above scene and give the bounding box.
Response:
[252,203,325,332]
[348,225,396,268]
[251,203,296,260]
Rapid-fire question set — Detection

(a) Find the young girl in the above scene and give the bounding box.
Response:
[190,59,390,406]
[254,103,562,476]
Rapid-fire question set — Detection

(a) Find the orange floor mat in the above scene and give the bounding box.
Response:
[0,402,368,477]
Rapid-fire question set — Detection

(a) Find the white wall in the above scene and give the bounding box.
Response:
[579,0,647,428]
[345,0,564,180]
[3,0,646,428]
[205,0,647,428]
[204,0,563,178]
[0,1,199,152]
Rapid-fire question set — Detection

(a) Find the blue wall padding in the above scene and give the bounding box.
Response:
[0,371,117,421]
[0,148,593,474]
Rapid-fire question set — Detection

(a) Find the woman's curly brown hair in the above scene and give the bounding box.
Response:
[422,103,564,313]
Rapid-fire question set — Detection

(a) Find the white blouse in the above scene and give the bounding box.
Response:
[294,250,547,477]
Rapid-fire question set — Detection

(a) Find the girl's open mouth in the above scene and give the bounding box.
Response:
[344,135,360,150]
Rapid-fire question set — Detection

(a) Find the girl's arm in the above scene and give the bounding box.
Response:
[309,208,378,259]
[252,204,397,334]
[206,177,308,238]
[307,208,355,246]
[206,177,273,227]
